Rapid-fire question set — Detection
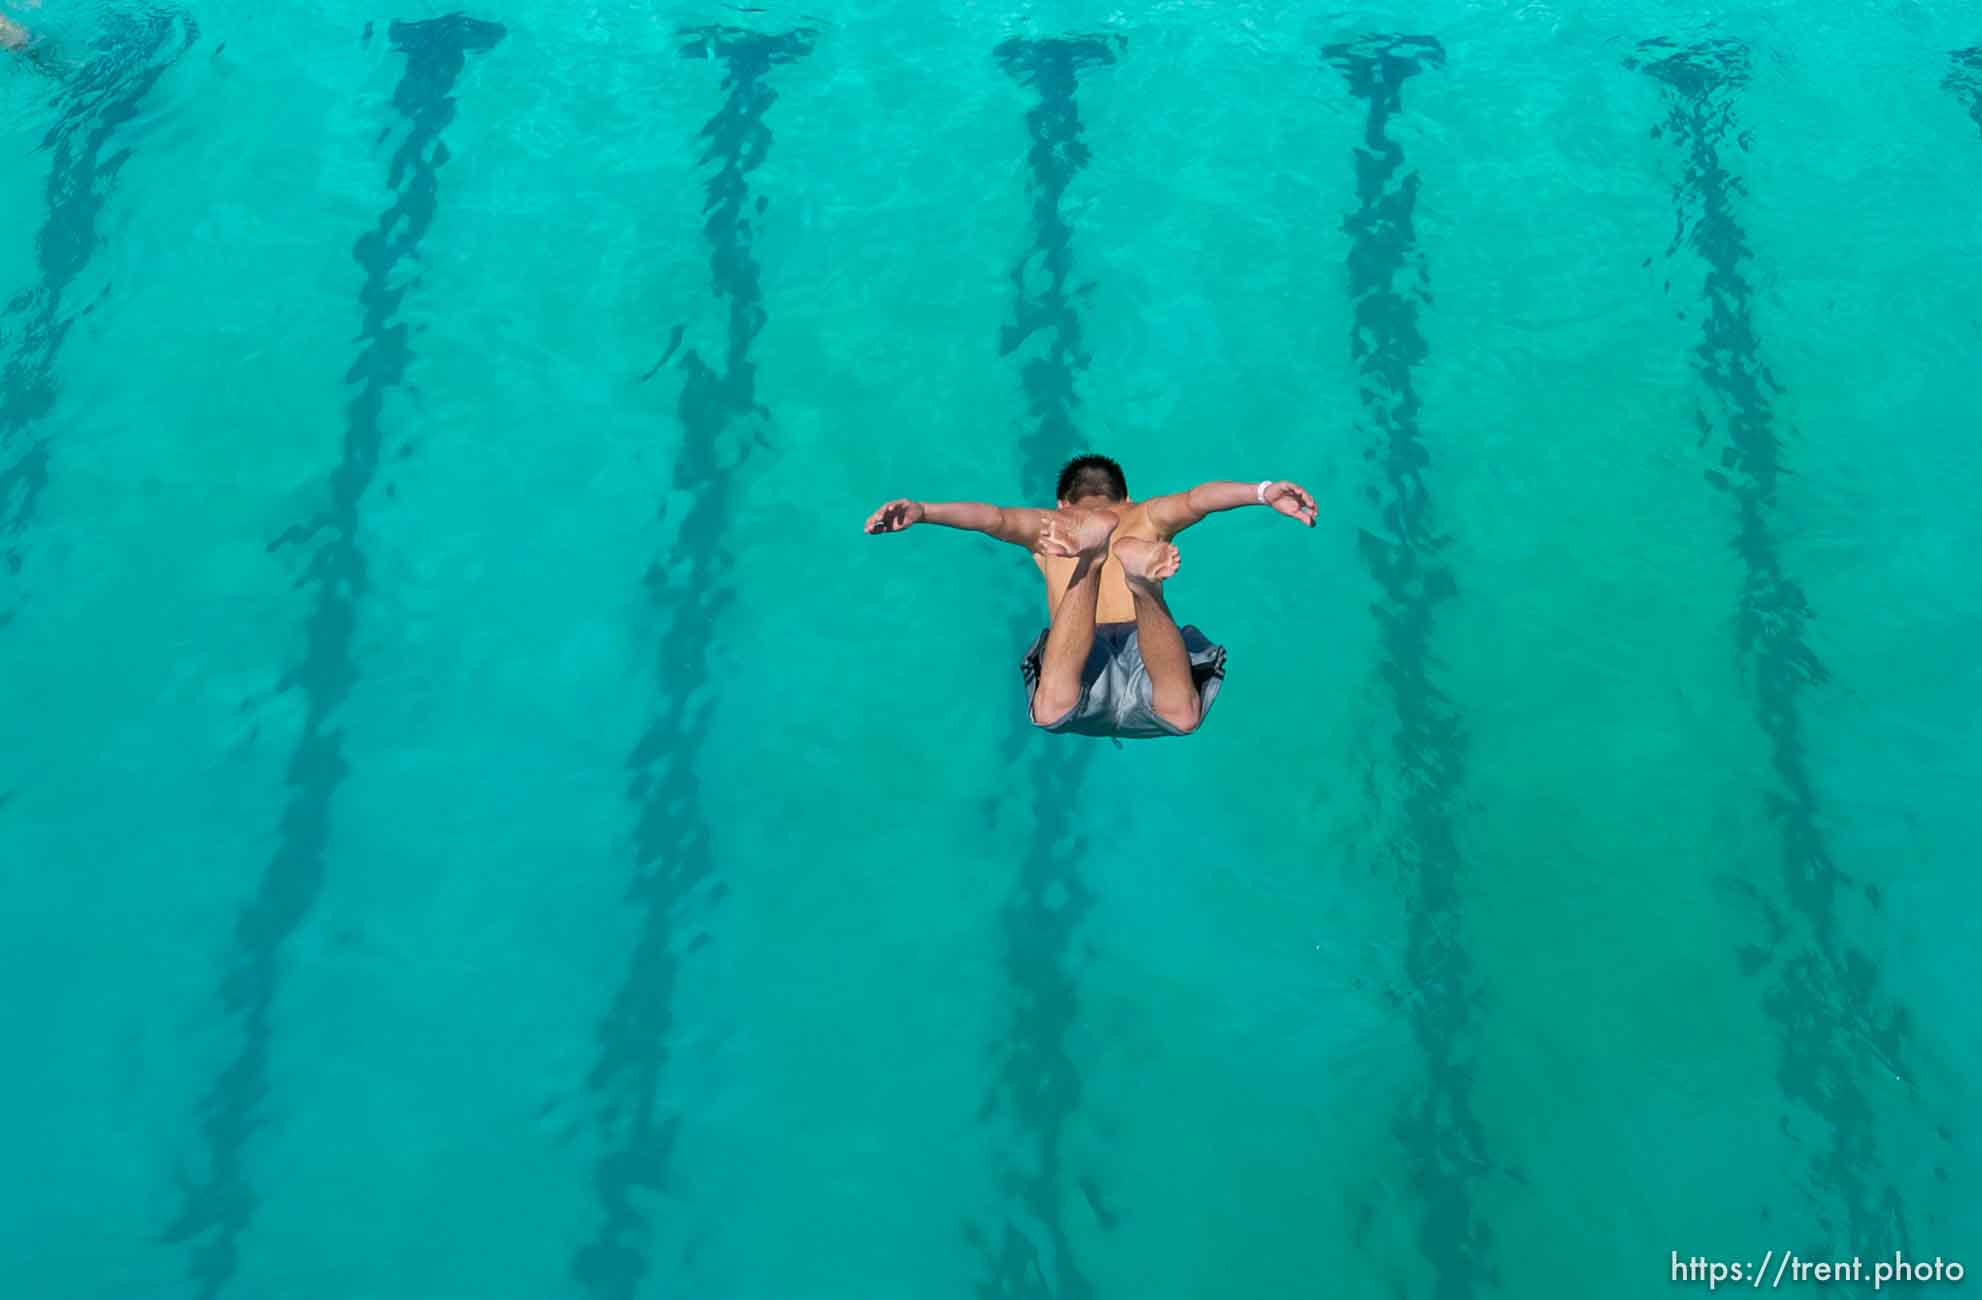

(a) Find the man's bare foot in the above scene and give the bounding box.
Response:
[1039,507,1117,558]
[1112,536,1181,589]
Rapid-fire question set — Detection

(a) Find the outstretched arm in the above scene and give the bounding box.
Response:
[863,498,1053,551]
[1143,479,1317,536]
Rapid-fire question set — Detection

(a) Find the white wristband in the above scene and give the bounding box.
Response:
[1256,479,1272,504]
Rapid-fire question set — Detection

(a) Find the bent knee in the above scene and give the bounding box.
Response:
[1154,700,1202,734]
[1031,689,1080,727]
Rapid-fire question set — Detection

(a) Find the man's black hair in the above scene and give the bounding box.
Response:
[1055,454,1127,503]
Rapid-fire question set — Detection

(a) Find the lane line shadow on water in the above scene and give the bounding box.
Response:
[1631,34,1922,1262]
[0,10,197,629]
[570,25,811,1300]
[161,17,504,1299]
[1945,46,1982,134]
[1325,31,1498,1300]
[964,33,1119,1300]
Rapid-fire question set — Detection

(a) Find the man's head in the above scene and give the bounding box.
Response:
[1055,454,1128,506]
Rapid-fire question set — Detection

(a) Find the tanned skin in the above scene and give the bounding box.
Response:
[864,478,1316,732]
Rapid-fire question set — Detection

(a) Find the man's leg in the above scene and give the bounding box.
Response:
[1112,538,1197,732]
[1030,508,1118,725]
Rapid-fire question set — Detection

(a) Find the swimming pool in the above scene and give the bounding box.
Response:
[2,2,1977,1297]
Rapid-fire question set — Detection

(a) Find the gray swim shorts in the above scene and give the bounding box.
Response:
[1020,621,1227,739]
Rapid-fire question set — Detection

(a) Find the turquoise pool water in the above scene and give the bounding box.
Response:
[3,2,1978,1297]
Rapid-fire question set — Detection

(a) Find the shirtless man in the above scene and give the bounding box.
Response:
[864,454,1316,739]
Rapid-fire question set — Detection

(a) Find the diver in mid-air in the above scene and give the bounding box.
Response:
[865,454,1316,740]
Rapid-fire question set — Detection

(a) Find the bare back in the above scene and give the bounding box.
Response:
[1033,499,1166,623]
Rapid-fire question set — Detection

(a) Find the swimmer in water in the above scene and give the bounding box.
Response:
[2,0,40,55]
[864,454,1317,739]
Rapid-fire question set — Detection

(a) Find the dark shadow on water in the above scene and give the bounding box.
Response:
[964,34,1117,1300]
[1632,36,1921,1275]
[1326,32,1496,1300]
[0,9,196,627]
[160,16,503,1299]
[1946,46,1982,133]
[569,26,810,1300]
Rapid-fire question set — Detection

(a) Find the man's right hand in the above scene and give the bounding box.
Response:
[864,498,925,534]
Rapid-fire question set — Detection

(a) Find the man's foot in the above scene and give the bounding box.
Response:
[1039,507,1118,558]
[1112,537,1181,590]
